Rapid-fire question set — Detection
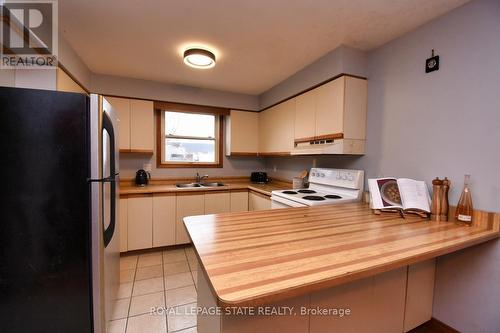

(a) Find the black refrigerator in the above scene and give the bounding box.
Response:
[0,87,120,333]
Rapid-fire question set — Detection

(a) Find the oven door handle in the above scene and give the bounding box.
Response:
[271,195,306,208]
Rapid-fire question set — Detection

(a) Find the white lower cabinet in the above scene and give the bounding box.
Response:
[230,190,249,212]
[249,191,271,211]
[152,193,176,247]
[309,267,407,333]
[127,195,153,251]
[403,259,436,332]
[122,189,252,251]
[176,193,205,244]
[205,192,231,214]
[119,198,128,252]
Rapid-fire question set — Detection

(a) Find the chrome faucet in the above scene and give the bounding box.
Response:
[196,172,208,183]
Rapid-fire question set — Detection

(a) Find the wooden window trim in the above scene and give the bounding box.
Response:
[154,101,230,116]
[155,108,224,168]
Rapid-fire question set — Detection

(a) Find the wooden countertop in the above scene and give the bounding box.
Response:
[120,181,289,196]
[184,203,500,307]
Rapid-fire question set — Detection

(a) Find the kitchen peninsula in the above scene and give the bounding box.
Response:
[184,203,500,333]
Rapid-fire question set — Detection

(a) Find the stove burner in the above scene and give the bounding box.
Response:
[324,194,342,199]
[302,195,325,201]
[282,191,298,195]
[298,189,316,194]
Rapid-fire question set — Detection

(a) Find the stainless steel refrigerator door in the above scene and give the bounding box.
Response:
[90,94,120,333]
[102,96,120,333]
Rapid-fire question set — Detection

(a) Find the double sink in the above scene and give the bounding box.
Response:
[176,182,225,188]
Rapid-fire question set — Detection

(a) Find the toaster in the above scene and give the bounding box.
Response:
[251,172,269,184]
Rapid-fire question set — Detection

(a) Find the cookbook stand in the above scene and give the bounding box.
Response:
[372,208,429,219]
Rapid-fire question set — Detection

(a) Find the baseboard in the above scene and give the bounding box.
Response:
[426,318,460,333]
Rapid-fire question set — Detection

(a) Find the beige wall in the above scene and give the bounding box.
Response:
[259,45,367,109]
[91,74,260,111]
[58,34,92,90]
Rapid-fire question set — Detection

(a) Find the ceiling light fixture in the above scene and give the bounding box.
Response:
[183,48,216,69]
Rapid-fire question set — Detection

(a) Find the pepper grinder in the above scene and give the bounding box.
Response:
[431,177,443,221]
[439,177,450,221]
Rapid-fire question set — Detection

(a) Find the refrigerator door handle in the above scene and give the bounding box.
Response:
[87,175,118,183]
[102,112,116,248]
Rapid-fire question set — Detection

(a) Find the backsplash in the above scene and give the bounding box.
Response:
[264,155,363,181]
[119,153,265,180]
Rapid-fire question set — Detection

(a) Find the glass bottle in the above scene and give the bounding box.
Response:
[455,174,473,225]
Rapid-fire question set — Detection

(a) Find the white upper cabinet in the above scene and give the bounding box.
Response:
[258,75,367,156]
[259,99,295,155]
[106,97,154,153]
[294,89,316,140]
[294,76,367,141]
[314,77,345,138]
[130,99,154,152]
[258,106,273,154]
[108,75,365,158]
[106,97,131,151]
[343,76,368,140]
[275,99,296,153]
[225,110,259,156]
[293,75,367,154]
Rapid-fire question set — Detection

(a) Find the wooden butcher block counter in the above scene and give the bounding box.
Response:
[184,202,500,308]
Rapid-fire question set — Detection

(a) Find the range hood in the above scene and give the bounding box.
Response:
[291,138,365,155]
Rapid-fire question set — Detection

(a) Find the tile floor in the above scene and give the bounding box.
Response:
[109,246,199,333]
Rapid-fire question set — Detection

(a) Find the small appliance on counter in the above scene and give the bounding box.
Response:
[271,168,364,208]
[135,169,150,186]
[251,171,269,184]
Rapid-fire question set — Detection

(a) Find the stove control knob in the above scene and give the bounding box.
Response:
[320,173,325,177]
[342,174,347,180]
[336,173,341,179]
[348,174,354,181]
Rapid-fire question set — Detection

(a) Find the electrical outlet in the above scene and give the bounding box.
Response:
[312,158,317,167]
[273,165,277,172]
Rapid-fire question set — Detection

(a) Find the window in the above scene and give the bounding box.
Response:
[156,102,226,168]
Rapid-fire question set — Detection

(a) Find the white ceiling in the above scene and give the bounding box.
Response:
[59,0,469,95]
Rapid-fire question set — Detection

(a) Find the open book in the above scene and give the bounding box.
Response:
[368,178,431,213]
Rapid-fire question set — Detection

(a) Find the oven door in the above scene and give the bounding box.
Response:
[271,195,307,209]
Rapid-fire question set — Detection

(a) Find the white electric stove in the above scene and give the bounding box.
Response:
[271,168,364,208]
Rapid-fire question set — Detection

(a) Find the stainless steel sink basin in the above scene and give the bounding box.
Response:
[175,183,202,188]
[200,182,225,187]
[176,182,225,188]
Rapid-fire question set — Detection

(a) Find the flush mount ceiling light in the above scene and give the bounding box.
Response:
[183,48,216,69]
